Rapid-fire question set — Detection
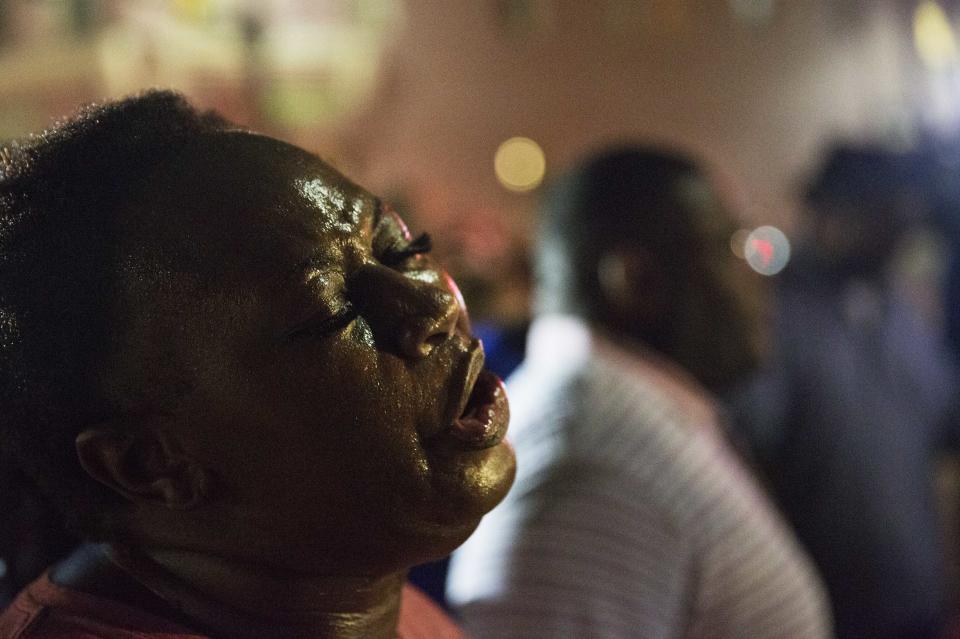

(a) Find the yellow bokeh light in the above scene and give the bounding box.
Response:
[494,137,546,192]
[914,1,958,70]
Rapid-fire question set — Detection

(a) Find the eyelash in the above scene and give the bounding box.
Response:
[381,232,432,267]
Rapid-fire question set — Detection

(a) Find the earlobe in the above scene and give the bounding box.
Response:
[75,428,210,510]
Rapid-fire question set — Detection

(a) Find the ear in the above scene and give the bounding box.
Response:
[596,246,668,320]
[75,427,210,510]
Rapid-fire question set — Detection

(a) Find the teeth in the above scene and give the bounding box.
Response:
[447,370,504,447]
[451,414,495,445]
[460,380,484,419]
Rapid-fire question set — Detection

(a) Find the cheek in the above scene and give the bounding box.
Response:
[283,343,425,454]
[227,329,453,487]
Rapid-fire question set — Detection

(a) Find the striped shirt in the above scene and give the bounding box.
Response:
[447,315,831,639]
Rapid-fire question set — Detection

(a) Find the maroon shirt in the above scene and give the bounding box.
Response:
[0,573,463,639]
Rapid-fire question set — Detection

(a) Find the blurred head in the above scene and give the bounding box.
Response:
[536,145,767,391]
[801,145,920,278]
[0,91,515,575]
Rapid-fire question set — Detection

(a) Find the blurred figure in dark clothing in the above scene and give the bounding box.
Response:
[729,145,960,639]
[917,133,960,365]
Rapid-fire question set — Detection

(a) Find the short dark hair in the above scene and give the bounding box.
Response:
[536,145,719,317]
[0,90,229,537]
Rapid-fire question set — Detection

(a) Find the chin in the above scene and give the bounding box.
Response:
[399,520,484,569]
[434,438,517,517]
[354,514,480,574]
[397,439,518,564]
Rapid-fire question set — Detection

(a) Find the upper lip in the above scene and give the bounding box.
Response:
[451,338,485,423]
[426,336,511,451]
[422,337,484,441]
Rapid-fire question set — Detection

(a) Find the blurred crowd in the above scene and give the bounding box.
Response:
[444,140,960,639]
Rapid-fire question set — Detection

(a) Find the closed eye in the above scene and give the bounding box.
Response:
[381,232,432,267]
[284,303,357,340]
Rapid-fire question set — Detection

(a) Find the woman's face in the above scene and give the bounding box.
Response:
[138,133,515,573]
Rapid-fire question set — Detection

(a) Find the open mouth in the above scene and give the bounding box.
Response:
[448,369,509,448]
[426,341,510,452]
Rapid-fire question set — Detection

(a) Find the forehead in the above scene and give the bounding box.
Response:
[123,133,381,295]
[295,171,366,236]
[226,132,372,230]
[195,133,378,261]
[108,135,381,376]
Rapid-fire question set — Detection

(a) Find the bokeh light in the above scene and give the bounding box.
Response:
[744,225,791,276]
[914,1,958,70]
[494,136,546,192]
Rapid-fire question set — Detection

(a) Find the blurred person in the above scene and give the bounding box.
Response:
[728,146,960,639]
[0,90,516,639]
[919,133,960,364]
[447,146,831,638]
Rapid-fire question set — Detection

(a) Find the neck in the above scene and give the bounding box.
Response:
[106,544,406,639]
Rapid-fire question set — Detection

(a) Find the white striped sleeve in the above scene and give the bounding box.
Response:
[453,464,694,639]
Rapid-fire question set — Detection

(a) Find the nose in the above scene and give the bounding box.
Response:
[350,263,464,359]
